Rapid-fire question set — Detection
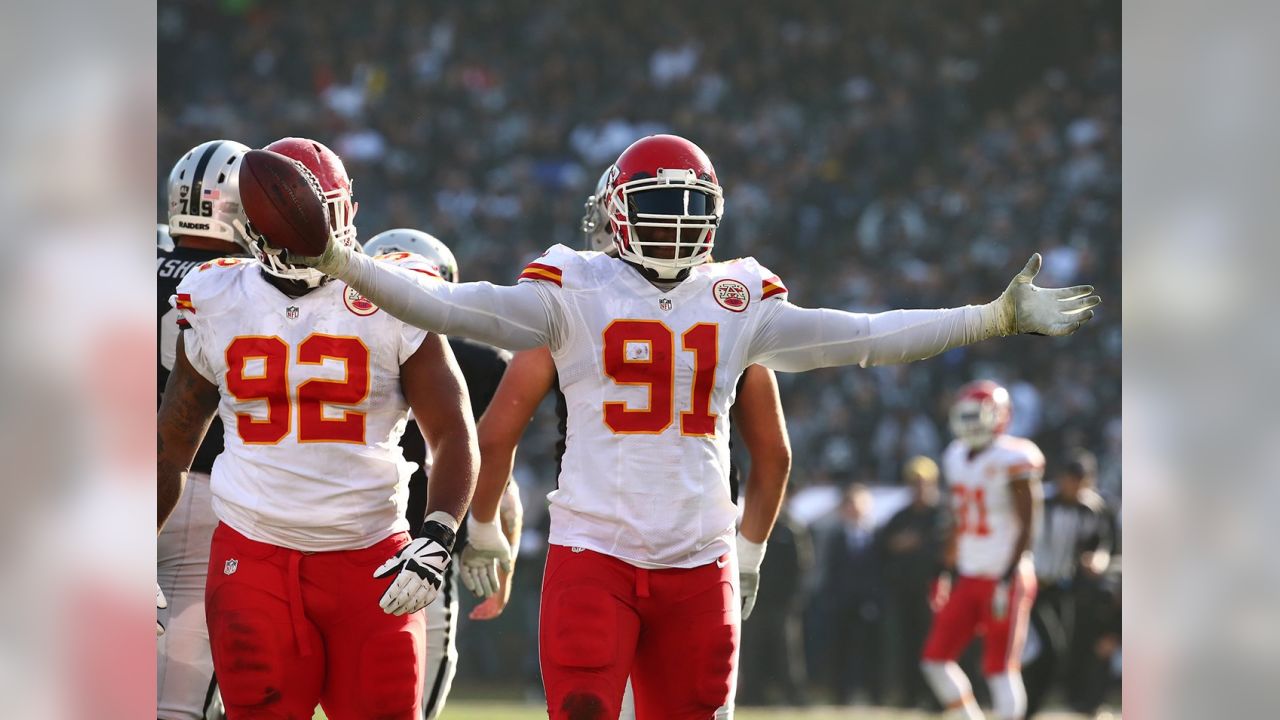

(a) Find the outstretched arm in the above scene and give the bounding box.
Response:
[331,251,560,351]
[750,254,1098,372]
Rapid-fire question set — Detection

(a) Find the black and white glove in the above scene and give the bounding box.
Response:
[460,515,514,599]
[737,536,766,621]
[156,583,167,637]
[981,253,1101,337]
[374,513,457,616]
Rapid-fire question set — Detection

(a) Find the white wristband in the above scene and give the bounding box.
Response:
[736,535,767,574]
[425,510,459,534]
[466,514,504,545]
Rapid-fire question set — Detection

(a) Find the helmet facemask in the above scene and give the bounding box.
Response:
[609,168,722,280]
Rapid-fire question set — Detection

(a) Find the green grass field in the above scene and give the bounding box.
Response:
[313,700,1105,719]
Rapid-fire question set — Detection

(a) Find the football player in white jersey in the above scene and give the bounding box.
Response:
[157,139,254,720]
[283,134,1099,720]
[921,380,1044,720]
[463,172,792,720]
[157,137,479,720]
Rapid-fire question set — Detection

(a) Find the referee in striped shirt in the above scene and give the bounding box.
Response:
[1024,449,1117,717]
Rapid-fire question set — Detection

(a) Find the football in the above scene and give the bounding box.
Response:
[238,148,331,257]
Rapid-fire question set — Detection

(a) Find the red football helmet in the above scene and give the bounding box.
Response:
[949,380,1012,449]
[605,134,723,280]
[256,137,358,287]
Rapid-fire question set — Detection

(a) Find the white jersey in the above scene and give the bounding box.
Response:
[518,247,797,568]
[172,255,435,552]
[332,242,999,567]
[942,435,1045,578]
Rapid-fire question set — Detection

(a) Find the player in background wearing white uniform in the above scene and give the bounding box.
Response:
[157,137,479,719]
[362,228,523,720]
[921,381,1044,720]
[157,139,254,720]
[464,171,791,720]
[281,134,1099,720]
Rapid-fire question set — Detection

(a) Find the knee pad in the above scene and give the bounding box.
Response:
[356,628,423,717]
[550,587,617,669]
[558,690,609,720]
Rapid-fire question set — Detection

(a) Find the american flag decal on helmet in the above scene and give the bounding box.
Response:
[518,262,563,287]
[762,275,787,300]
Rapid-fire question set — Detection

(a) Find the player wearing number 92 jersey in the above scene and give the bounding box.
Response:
[174,254,436,550]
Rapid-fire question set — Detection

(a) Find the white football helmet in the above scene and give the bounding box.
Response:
[166,140,252,251]
[363,229,459,283]
[581,168,616,255]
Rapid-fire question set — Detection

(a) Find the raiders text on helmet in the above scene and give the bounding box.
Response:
[166,139,252,251]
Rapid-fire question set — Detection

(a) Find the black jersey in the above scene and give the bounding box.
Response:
[404,337,512,540]
[158,245,230,474]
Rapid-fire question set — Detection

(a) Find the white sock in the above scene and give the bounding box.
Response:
[987,671,1027,720]
[922,660,984,719]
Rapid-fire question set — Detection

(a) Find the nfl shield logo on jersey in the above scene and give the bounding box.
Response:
[223,559,238,576]
[712,279,750,313]
[659,297,672,311]
[286,305,299,320]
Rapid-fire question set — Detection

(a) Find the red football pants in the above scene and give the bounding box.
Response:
[922,566,1037,676]
[538,544,738,720]
[204,523,425,719]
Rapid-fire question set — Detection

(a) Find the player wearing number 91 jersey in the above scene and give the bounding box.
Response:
[290,134,1099,720]
[922,380,1044,720]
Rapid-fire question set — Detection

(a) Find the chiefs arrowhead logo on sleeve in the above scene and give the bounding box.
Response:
[518,260,563,287]
[762,274,788,300]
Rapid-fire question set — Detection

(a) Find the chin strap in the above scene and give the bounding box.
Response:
[623,258,690,285]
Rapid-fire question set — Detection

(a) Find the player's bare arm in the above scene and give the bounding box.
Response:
[157,332,220,533]
[731,364,791,620]
[733,365,792,545]
[1003,476,1036,581]
[472,346,557,523]
[461,346,555,598]
[401,333,479,525]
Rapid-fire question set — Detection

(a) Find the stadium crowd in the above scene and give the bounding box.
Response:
[160,0,1120,711]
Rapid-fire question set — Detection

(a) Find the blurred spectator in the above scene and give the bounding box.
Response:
[1025,449,1119,717]
[817,484,886,705]
[879,456,951,709]
[737,509,813,707]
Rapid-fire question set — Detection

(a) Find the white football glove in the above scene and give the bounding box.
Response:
[737,536,767,621]
[156,583,167,637]
[460,515,513,599]
[983,253,1101,337]
[373,514,456,616]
